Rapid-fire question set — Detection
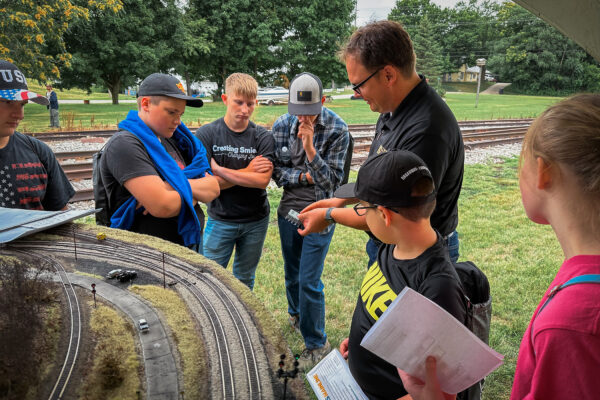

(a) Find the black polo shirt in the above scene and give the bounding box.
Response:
[368,76,464,237]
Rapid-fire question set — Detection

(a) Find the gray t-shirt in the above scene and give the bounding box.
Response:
[278,135,315,217]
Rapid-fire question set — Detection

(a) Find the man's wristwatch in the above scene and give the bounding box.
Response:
[325,207,336,224]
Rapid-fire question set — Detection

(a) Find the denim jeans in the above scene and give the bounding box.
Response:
[277,214,335,349]
[366,230,460,266]
[203,215,269,290]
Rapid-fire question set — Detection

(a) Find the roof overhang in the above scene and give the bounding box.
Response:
[514,0,600,62]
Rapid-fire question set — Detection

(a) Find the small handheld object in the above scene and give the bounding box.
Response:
[285,209,304,229]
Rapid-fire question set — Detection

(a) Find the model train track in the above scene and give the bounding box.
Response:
[9,227,271,399]
[9,249,82,400]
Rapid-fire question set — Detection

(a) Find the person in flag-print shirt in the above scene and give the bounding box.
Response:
[0,60,74,210]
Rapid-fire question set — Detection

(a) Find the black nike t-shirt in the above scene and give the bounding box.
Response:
[348,235,467,399]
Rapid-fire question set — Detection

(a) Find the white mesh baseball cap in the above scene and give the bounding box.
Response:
[288,72,323,115]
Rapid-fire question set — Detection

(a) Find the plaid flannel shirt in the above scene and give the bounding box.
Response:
[272,106,350,202]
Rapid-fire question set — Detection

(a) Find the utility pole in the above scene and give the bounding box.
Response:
[475,58,486,108]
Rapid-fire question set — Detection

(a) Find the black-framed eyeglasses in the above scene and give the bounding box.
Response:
[351,67,383,95]
[353,203,378,216]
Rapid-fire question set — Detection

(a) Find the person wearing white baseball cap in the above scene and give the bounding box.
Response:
[0,60,75,210]
[271,72,350,370]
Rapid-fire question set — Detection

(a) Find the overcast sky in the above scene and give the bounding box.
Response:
[356,0,476,26]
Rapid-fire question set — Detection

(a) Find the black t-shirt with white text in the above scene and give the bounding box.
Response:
[0,132,74,210]
[348,235,467,399]
[196,118,275,223]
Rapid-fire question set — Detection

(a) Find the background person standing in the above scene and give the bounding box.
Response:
[46,84,59,128]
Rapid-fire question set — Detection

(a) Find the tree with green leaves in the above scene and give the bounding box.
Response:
[441,0,499,70]
[388,0,446,38]
[188,0,288,98]
[0,0,122,82]
[169,5,214,95]
[62,0,184,104]
[412,16,444,79]
[489,2,600,95]
[279,0,355,87]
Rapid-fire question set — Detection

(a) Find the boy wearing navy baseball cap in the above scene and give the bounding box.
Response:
[98,72,219,250]
[334,150,468,399]
[0,60,74,210]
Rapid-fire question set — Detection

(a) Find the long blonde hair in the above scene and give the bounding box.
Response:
[521,94,600,233]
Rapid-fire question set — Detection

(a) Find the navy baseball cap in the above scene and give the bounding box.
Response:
[334,150,437,208]
[0,60,49,106]
[138,73,203,107]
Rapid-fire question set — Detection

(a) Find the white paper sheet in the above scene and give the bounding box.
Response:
[361,287,504,394]
[306,349,369,400]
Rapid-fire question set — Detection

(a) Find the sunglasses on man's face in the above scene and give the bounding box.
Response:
[351,67,383,95]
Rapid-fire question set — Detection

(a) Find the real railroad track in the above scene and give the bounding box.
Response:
[54,120,531,201]
[8,226,276,399]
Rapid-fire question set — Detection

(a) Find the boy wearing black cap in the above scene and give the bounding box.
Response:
[334,150,466,400]
[99,73,219,249]
[271,72,350,369]
[0,60,74,210]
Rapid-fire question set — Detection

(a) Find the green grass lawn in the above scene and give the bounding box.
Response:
[251,157,562,400]
[18,93,563,132]
[28,81,137,101]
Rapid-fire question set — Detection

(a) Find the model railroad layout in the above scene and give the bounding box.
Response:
[2,224,304,400]
[29,119,532,202]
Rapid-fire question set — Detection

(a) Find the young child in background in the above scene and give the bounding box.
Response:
[398,93,600,400]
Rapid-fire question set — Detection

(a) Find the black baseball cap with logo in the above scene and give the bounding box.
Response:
[334,150,437,208]
[0,60,49,106]
[137,73,203,107]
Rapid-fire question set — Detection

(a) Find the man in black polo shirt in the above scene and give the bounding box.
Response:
[298,20,464,263]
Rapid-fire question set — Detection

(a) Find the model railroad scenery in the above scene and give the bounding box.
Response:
[0,223,307,400]
[32,119,532,203]
[0,120,527,400]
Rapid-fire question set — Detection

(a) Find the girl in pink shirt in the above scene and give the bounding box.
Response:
[397,94,600,400]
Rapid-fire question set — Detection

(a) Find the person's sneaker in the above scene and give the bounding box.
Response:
[288,315,300,333]
[297,340,331,371]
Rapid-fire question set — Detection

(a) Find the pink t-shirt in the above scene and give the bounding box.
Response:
[511,255,600,400]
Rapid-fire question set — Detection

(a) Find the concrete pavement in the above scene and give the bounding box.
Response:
[66,273,179,400]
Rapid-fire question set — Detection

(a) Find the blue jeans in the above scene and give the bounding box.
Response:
[366,230,460,266]
[278,215,335,349]
[203,215,269,290]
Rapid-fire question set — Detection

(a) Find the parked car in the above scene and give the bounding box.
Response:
[106,269,123,279]
[118,270,137,282]
[138,319,149,332]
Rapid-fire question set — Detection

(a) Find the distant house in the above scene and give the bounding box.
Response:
[443,64,481,83]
